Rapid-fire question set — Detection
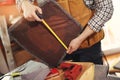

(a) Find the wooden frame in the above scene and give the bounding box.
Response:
[0,16,16,73]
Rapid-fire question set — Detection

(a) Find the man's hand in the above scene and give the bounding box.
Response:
[66,25,95,54]
[21,1,42,21]
[66,37,82,54]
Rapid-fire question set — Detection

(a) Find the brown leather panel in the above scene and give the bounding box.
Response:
[9,1,82,67]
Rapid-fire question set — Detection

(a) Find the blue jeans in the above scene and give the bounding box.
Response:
[64,42,103,65]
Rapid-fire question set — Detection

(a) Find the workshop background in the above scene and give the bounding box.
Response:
[0,0,120,79]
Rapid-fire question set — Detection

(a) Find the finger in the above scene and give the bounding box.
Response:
[35,7,43,21]
[66,46,72,54]
[25,16,35,21]
[27,19,35,21]
[36,7,42,14]
[33,12,42,21]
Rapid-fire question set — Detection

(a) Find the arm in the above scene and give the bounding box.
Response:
[66,25,94,54]
[88,0,114,32]
[67,0,114,54]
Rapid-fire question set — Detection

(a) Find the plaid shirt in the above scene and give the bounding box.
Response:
[16,0,113,32]
[84,0,113,32]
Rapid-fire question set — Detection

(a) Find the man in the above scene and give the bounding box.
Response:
[16,0,113,64]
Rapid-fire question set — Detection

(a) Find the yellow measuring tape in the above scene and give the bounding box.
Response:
[41,19,68,50]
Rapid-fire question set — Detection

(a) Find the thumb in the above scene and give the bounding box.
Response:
[36,7,42,14]
[66,46,72,54]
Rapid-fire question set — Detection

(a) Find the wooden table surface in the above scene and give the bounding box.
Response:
[103,52,120,73]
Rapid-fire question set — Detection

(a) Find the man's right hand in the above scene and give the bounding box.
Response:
[21,1,42,21]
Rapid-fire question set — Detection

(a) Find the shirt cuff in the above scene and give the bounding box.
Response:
[88,19,103,32]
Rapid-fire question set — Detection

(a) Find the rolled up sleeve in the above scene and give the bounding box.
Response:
[88,0,114,32]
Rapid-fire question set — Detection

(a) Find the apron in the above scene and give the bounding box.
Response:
[57,0,104,48]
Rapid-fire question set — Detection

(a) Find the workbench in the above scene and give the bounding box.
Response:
[1,60,120,80]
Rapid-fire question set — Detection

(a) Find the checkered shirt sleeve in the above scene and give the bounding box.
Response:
[85,0,114,32]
